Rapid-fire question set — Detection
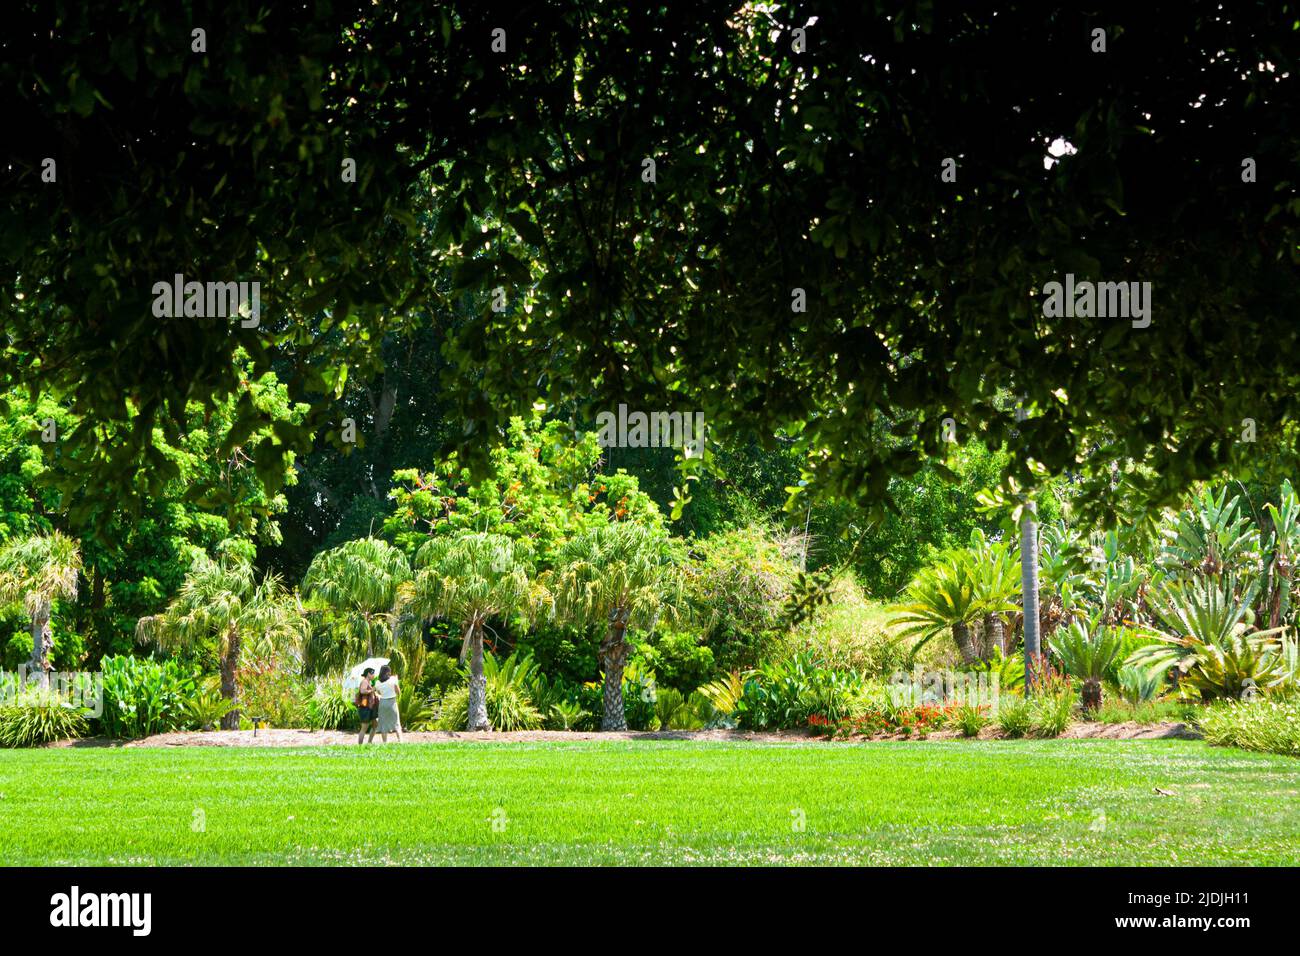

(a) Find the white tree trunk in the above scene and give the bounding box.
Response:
[467,624,489,731]
[1020,502,1041,690]
[28,599,53,690]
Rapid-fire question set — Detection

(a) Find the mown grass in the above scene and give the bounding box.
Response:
[2,739,1297,865]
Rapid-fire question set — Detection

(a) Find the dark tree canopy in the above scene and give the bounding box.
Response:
[4,1,1298,533]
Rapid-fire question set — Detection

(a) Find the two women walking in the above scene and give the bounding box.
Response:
[354,664,402,744]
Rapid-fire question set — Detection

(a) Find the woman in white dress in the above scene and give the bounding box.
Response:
[370,664,402,744]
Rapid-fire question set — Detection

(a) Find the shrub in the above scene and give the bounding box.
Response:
[1200,698,1300,757]
[950,703,991,738]
[788,577,910,678]
[417,651,463,696]
[734,652,867,730]
[304,678,356,731]
[547,699,589,730]
[183,676,235,731]
[996,695,1033,738]
[1029,689,1076,738]
[235,658,309,728]
[0,689,89,747]
[654,686,706,730]
[635,629,715,694]
[687,525,800,671]
[98,655,197,739]
[437,684,542,731]
[1115,663,1166,704]
[398,683,434,730]
[436,652,545,731]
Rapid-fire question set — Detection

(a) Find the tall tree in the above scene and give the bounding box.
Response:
[0,531,82,687]
[402,532,543,731]
[1021,503,1042,689]
[301,537,411,673]
[137,548,306,728]
[551,522,683,730]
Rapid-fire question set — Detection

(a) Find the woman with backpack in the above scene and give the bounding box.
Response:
[355,667,378,745]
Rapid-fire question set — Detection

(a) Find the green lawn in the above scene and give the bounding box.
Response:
[3,739,1297,865]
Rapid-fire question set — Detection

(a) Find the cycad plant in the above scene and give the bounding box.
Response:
[1048,617,1122,713]
[550,522,684,730]
[1129,575,1289,700]
[894,548,1010,665]
[966,530,1021,656]
[301,537,411,674]
[1159,486,1260,580]
[0,531,82,688]
[1259,480,1300,629]
[137,550,307,728]
[402,532,543,731]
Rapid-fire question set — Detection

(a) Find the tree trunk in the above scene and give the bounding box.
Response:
[1081,677,1102,715]
[1021,503,1042,691]
[599,609,631,731]
[219,627,243,730]
[952,620,978,665]
[983,613,1006,656]
[467,623,489,731]
[28,599,54,690]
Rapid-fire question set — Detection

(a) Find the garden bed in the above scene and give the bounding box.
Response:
[43,722,1201,748]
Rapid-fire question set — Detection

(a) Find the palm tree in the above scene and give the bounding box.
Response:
[893,549,994,665]
[551,522,684,731]
[137,550,306,728]
[402,532,543,731]
[0,531,82,688]
[301,537,411,674]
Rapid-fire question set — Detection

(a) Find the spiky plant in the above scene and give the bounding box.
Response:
[1159,486,1260,580]
[137,550,307,728]
[893,549,1002,665]
[401,532,543,731]
[0,531,82,688]
[1048,618,1123,713]
[301,537,411,674]
[1128,575,1289,700]
[550,522,685,731]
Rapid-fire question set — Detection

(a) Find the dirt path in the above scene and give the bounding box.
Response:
[49,722,1201,748]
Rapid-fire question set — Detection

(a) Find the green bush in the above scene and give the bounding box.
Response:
[235,659,308,728]
[183,676,235,731]
[437,683,542,731]
[687,525,799,671]
[99,655,198,739]
[1200,698,1300,757]
[789,577,910,678]
[304,678,357,731]
[1028,683,1077,738]
[417,651,463,696]
[734,652,867,730]
[436,652,545,731]
[996,695,1033,738]
[0,689,89,747]
[635,629,715,694]
[949,703,991,738]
